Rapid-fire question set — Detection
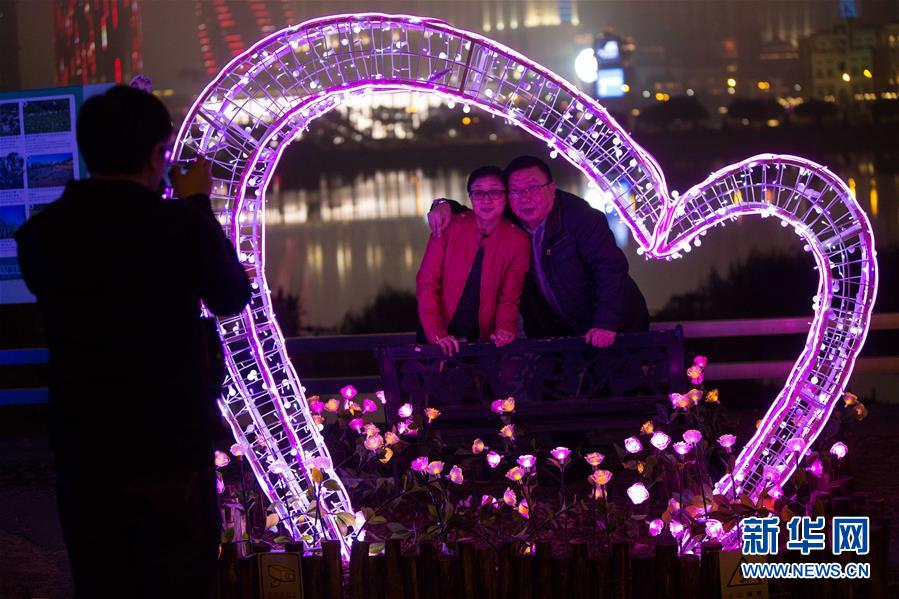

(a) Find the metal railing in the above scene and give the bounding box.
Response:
[2,313,897,405]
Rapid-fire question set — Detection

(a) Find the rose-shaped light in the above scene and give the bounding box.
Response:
[705,519,723,539]
[668,520,685,538]
[787,437,805,453]
[448,465,464,485]
[481,495,496,508]
[673,442,691,456]
[348,417,365,433]
[830,441,848,460]
[490,397,515,414]
[486,451,502,468]
[807,459,823,477]
[426,460,445,476]
[584,452,604,467]
[375,389,386,404]
[340,385,358,400]
[517,454,536,470]
[499,424,515,440]
[648,519,664,536]
[624,436,643,454]
[472,438,486,454]
[503,487,517,506]
[640,420,654,435]
[397,403,413,418]
[424,407,441,422]
[683,429,702,446]
[364,434,384,451]
[717,434,737,450]
[550,446,571,464]
[230,442,247,457]
[693,355,708,368]
[362,398,377,414]
[650,431,671,451]
[410,456,429,473]
[590,469,613,486]
[506,466,525,481]
[215,450,230,468]
[384,431,400,446]
[626,482,650,505]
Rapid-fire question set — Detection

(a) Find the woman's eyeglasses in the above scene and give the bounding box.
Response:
[469,189,506,202]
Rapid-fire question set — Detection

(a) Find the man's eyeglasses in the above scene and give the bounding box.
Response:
[469,189,506,202]
[508,182,551,200]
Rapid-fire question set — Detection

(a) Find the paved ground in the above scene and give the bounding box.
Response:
[2,404,898,598]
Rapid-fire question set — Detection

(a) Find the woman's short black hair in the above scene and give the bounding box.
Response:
[76,85,173,176]
[504,155,553,182]
[466,165,506,193]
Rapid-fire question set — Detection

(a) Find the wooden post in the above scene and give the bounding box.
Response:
[593,552,610,599]
[517,553,535,599]
[349,541,370,599]
[457,541,480,599]
[677,554,700,597]
[653,541,678,598]
[699,543,722,599]
[302,554,323,599]
[403,552,421,599]
[536,541,553,599]
[383,539,406,597]
[630,554,655,599]
[569,541,593,599]
[322,540,344,599]
[369,554,387,599]
[477,546,498,599]
[417,541,440,598]
[438,554,460,599]
[608,541,631,599]
[553,554,572,599]
[218,542,241,599]
[497,542,517,599]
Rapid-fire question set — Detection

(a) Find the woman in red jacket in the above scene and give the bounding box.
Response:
[416,166,530,356]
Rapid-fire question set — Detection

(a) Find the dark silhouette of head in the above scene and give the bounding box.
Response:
[77,85,173,177]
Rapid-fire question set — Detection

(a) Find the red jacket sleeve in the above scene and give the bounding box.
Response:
[494,231,530,335]
[416,231,449,342]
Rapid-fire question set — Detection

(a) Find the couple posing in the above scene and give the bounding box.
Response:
[416,155,649,356]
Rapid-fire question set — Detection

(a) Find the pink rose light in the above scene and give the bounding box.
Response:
[310,400,325,414]
[683,429,702,446]
[670,393,691,410]
[787,438,806,453]
[686,389,703,405]
[348,417,365,433]
[717,434,737,450]
[491,397,516,414]
[340,385,358,400]
[472,438,486,454]
[503,487,517,507]
[229,443,247,457]
[364,434,384,451]
[686,365,703,384]
[624,436,643,454]
[310,456,331,470]
[584,452,605,468]
[830,441,848,460]
[506,466,525,481]
[410,456,429,473]
[397,403,413,418]
[626,482,650,505]
[517,454,536,470]
[499,424,515,440]
[517,498,529,519]
[424,407,441,422]
[668,520,685,538]
[448,465,464,485]
[376,390,386,404]
[807,459,823,477]
[486,451,502,468]
[693,355,708,368]
[363,423,380,437]
[426,461,445,476]
[650,431,671,451]
[214,450,231,468]
[481,495,497,508]
[705,519,723,540]
[362,398,377,414]
[673,442,691,456]
[384,431,400,446]
[550,446,571,464]
[324,398,340,413]
[648,519,664,536]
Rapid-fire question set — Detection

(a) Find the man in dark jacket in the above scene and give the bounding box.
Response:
[429,155,648,347]
[15,86,251,598]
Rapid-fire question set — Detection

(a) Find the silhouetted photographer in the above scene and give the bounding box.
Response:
[15,85,251,598]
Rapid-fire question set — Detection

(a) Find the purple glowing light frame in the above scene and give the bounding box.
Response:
[173,13,878,555]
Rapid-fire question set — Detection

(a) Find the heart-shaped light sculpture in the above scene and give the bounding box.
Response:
[173,14,878,556]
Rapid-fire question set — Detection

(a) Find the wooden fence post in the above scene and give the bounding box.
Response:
[417,541,440,598]
[631,553,655,599]
[322,540,343,599]
[301,553,323,599]
[349,541,369,599]
[608,541,631,599]
[457,540,479,599]
[699,543,722,599]
[477,545,498,599]
[677,554,700,597]
[570,541,593,599]
[385,539,406,597]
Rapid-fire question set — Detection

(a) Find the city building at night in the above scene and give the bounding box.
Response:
[54,0,143,85]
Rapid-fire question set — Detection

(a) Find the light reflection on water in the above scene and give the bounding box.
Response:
[264,161,897,330]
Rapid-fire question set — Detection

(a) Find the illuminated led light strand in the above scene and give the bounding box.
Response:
[172,14,877,556]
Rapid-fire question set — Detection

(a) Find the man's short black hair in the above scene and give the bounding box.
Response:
[466,165,506,193]
[504,155,553,183]
[76,85,173,176]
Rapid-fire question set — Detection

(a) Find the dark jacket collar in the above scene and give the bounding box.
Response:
[60,178,162,204]
[543,189,566,241]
